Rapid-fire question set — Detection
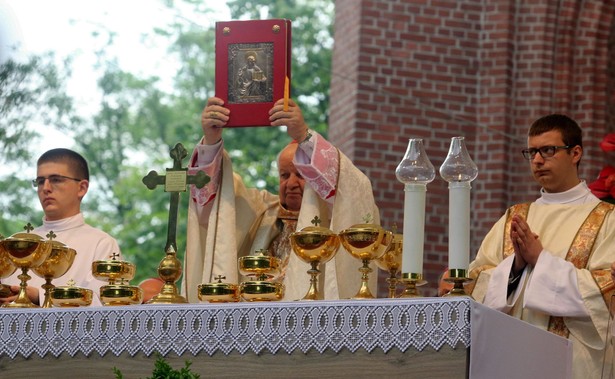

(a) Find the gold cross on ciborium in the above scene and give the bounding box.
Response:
[142,143,209,304]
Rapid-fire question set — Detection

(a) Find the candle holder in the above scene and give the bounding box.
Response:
[439,136,478,284]
[443,268,474,297]
[395,138,435,287]
[398,272,427,298]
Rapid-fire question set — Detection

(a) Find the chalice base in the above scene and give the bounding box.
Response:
[41,280,55,308]
[147,283,188,304]
[3,288,37,308]
[300,264,322,301]
[3,270,38,308]
[351,259,376,299]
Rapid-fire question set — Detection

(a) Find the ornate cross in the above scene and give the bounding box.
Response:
[142,143,209,253]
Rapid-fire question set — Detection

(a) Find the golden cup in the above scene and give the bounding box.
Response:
[198,275,240,303]
[92,254,142,305]
[339,223,393,299]
[238,249,281,279]
[289,225,340,300]
[50,280,93,307]
[240,281,284,301]
[375,232,402,298]
[0,228,52,308]
[0,238,17,298]
[32,240,77,308]
[238,250,284,301]
[99,283,143,306]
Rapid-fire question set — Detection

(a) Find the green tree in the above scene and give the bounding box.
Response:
[0,0,336,285]
[0,54,79,236]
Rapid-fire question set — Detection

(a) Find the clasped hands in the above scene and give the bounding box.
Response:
[510,215,543,274]
[201,97,309,145]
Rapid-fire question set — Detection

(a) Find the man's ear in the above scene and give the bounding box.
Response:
[77,180,89,200]
[571,145,583,164]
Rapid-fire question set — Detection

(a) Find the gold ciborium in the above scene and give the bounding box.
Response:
[339,223,393,299]
[238,249,284,301]
[375,231,402,298]
[0,234,17,297]
[0,225,52,308]
[32,240,77,308]
[92,253,143,305]
[289,217,340,300]
[49,279,93,307]
[198,275,240,303]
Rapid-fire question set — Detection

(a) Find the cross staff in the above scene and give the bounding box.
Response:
[142,143,209,253]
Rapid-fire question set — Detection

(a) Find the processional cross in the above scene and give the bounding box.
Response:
[142,143,209,304]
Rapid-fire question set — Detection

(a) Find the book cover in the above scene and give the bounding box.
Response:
[215,19,292,127]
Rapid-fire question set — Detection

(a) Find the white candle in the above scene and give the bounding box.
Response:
[448,181,471,270]
[402,183,427,274]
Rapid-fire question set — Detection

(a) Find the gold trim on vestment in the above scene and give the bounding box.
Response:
[503,203,530,259]
[548,201,614,338]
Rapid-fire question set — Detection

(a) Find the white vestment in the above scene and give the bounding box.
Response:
[4,213,122,306]
[470,182,615,378]
[182,138,380,302]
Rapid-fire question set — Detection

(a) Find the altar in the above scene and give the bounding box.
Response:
[0,297,572,378]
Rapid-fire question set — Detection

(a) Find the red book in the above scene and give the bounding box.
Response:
[215,19,292,127]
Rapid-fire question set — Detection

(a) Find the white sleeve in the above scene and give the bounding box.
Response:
[483,254,525,312]
[523,251,589,317]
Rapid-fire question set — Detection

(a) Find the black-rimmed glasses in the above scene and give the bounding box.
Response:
[32,175,82,188]
[521,145,571,160]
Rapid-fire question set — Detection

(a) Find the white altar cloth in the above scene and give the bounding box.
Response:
[0,297,471,359]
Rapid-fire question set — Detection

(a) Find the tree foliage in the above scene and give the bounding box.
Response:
[0,0,334,284]
[0,54,78,235]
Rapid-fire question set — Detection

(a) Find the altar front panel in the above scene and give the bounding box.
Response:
[0,298,471,378]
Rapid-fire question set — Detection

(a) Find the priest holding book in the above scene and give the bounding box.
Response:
[182,96,380,301]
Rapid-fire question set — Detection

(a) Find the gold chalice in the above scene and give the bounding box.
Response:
[50,279,93,307]
[375,232,402,298]
[92,253,143,305]
[238,249,284,301]
[339,223,393,299]
[0,225,52,308]
[198,275,240,303]
[0,235,17,297]
[32,240,77,308]
[289,217,340,300]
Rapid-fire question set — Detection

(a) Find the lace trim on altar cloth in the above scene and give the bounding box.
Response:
[0,297,471,359]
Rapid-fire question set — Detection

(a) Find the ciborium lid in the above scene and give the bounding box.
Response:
[92,252,136,283]
[50,279,93,307]
[238,249,281,279]
[198,275,240,303]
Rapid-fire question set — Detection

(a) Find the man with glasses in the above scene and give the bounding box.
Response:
[0,148,121,306]
[467,114,615,378]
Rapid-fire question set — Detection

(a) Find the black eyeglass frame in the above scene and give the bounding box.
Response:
[32,174,83,188]
[521,145,572,160]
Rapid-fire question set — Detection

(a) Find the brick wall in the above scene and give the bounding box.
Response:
[330,0,615,296]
